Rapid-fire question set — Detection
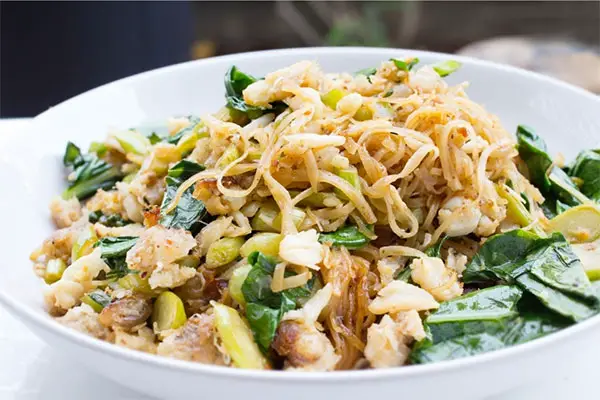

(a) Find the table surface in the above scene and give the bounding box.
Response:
[0,119,594,400]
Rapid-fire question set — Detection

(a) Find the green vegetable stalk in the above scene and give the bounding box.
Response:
[62,142,123,200]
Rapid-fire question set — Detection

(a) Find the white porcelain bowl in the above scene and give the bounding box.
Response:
[1,47,600,400]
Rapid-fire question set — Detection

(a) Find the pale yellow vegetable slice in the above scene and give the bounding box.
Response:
[212,302,269,369]
[44,259,66,284]
[335,167,360,200]
[272,208,306,231]
[251,203,279,232]
[547,204,600,243]
[152,291,187,332]
[240,233,283,258]
[71,225,98,261]
[495,184,532,227]
[111,130,151,155]
[206,237,245,268]
[118,273,154,295]
[321,88,346,109]
[216,144,241,169]
[229,264,252,306]
[572,239,600,281]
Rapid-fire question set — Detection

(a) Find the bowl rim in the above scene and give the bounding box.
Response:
[3,46,600,382]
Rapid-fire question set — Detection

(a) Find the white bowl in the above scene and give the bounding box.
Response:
[1,47,600,400]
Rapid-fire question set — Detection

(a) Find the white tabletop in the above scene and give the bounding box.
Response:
[0,119,593,399]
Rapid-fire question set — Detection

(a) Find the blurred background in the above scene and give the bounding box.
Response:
[1,1,599,117]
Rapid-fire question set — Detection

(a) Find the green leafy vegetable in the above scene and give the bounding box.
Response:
[391,57,419,71]
[425,286,523,342]
[424,236,448,258]
[568,150,600,201]
[516,125,587,217]
[94,236,138,279]
[463,229,598,321]
[225,66,287,120]
[88,211,129,227]
[241,252,313,352]
[410,286,570,364]
[395,268,412,282]
[166,116,202,145]
[411,332,506,364]
[82,289,112,312]
[318,225,371,249]
[159,160,209,233]
[355,67,377,76]
[62,142,123,200]
[432,60,462,77]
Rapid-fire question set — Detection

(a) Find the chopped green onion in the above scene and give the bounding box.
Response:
[432,60,462,77]
[206,237,245,268]
[82,289,112,313]
[391,57,419,71]
[44,259,67,284]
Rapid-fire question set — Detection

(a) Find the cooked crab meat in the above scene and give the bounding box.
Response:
[278,229,324,270]
[364,310,426,368]
[49,196,82,228]
[410,256,463,301]
[438,196,483,237]
[125,225,197,289]
[44,249,110,312]
[243,61,321,107]
[368,280,439,315]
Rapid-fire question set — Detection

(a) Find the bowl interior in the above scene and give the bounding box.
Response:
[1,46,599,367]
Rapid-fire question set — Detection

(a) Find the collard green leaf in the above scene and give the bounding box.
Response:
[95,236,138,258]
[411,286,573,364]
[463,230,597,322]
[61,142,123,200]
[411,333,505,364]
[166,116,202,145]
[516,125,586,217]
[159,160,208,233]
[88,211,129,227]
[241,251,314,353]
[425,286,522,343]
[94,236,138,279]
[463,229,539,283]
[318,225,371,249]
[515,273,597,322]
[395,268,412,282]
[424,236,448,258]
[244,303,283,353]
[568,150,600,201]
[224,66,287,120]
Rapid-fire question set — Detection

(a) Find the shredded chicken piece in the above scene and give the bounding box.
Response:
[274,284,340,371]
[114,327,157,354]
[56,303,114,341]
[157,313,227,365]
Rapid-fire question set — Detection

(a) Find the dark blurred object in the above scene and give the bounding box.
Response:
[459,37,600,94]
[0,1,193,117]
